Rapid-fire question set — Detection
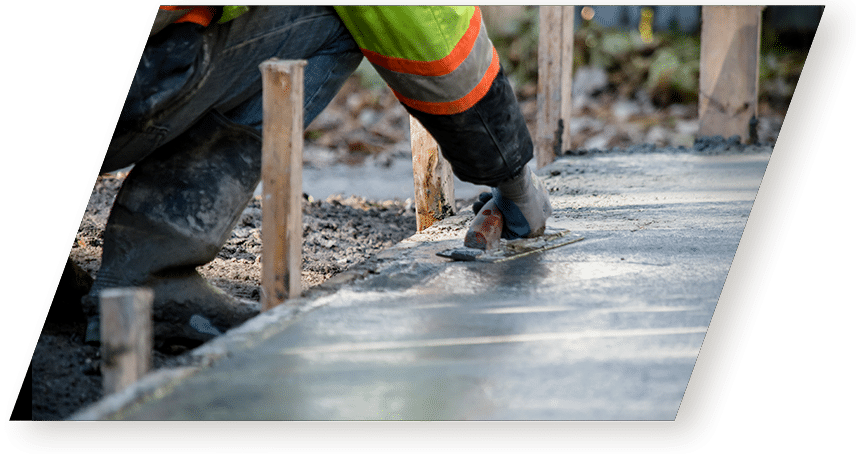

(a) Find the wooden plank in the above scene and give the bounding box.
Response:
[410,115,455,231]
[536,6,574,168]
[100,287,153,395]
[260,59,306,310]
[699,6,763,142]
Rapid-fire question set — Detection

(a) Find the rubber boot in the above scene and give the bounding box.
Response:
[85,112,263,349]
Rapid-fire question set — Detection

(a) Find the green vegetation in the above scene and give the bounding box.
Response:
[483,6,541,91]
[485,6,811,113]
[485,7,703,104]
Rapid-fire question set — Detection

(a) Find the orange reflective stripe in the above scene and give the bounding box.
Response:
[159,6,217,27]
[392,47,500,115]
[360,6,483,77]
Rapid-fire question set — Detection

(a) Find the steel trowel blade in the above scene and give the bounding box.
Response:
[437,228,583,263]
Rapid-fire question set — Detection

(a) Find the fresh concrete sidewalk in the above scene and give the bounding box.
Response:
[72,149,772,420]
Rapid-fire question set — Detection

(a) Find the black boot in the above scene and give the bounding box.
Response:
[86,111,263,349]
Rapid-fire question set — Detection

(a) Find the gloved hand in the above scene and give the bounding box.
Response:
[473,167,552,239]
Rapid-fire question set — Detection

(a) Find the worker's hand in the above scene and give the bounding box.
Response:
[473,168,552,239]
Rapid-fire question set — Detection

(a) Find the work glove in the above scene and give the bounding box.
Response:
[473,167,553,239]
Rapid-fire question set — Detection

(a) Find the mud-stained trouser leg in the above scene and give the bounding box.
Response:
[104,6,364,171]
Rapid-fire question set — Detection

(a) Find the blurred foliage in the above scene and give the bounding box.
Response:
[575,18,701,106]
[483,6,812,113]
[758,51,808,113]
[758,28,812,113]
[348,6,812,116]
[483,6,541,92]
[485,6,703,105]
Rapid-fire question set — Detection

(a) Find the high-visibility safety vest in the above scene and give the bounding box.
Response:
[334,6,499,116]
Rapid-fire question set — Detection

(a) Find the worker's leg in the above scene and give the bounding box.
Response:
[87,6,362,346]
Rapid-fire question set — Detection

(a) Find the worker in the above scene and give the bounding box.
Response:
[81,6,552,347]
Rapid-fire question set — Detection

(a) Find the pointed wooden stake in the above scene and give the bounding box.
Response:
[410,115,455,231]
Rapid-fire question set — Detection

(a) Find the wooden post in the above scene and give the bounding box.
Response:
[260,59,305,310]
[536,5,574,168]
[100,287,153,395]
[699,6,762,142]
[410,116,455,231]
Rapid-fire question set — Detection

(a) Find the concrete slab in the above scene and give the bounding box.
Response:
[74,149,771,420]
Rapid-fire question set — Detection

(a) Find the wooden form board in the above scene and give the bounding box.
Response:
[260,59,305,310]
[410,116,455,231]
[699,6,763,142]
[536,5,574,168]
[100,288,153,395]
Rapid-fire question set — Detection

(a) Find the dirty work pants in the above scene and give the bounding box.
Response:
[90,6,363,300]
[105,6,363,171]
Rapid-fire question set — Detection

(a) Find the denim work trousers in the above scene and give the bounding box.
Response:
[104,6,363,172]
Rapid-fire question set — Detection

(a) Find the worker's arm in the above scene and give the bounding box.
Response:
[334,6,528,184]
[335,6,551,238]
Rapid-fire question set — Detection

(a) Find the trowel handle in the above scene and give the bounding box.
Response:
[464,198,504,250]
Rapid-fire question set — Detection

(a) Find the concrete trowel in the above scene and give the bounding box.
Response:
[436,198,583,263]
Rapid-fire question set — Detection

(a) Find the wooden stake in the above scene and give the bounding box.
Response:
[699,6,763,142]
[410,115,455,231]
[536,5,574,168]
[100,287,153,395]
[260,59,305,310]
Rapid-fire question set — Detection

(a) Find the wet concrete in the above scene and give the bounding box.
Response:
[77,149,771,420]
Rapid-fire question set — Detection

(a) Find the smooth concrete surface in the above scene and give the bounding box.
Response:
[97,150,771,420]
